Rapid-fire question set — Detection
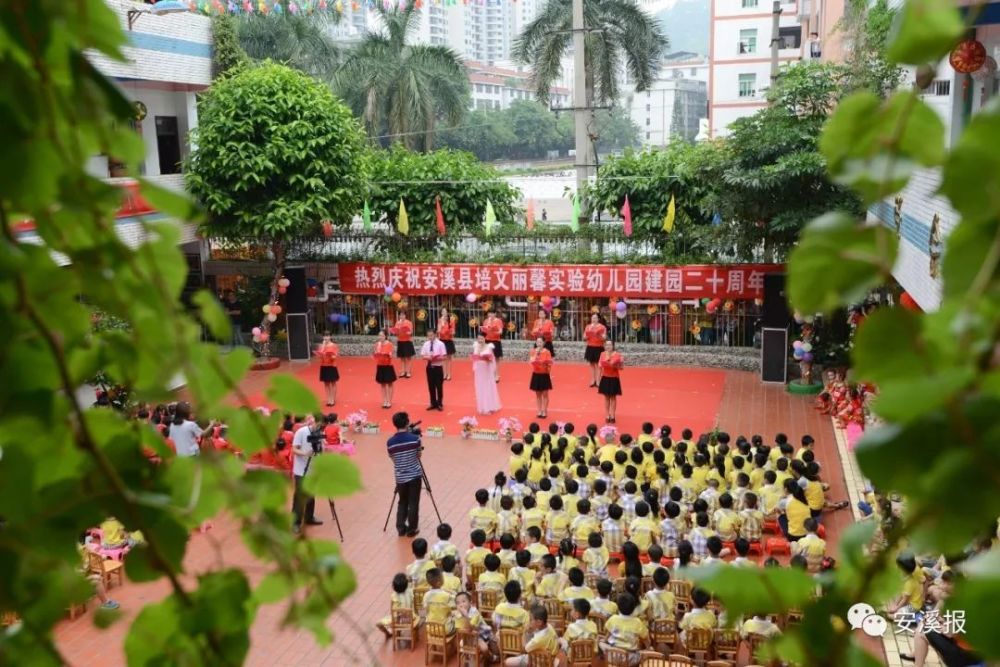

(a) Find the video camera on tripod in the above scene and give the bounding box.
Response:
[407,420,422,438]
[305,427,326,454]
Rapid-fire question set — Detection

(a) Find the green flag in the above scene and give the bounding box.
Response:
[570,193,580,233]
[398,199,409,236]
[484,198,496,236]
[362,200,372,231]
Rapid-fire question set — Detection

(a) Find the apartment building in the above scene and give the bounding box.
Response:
[467,61,570,111]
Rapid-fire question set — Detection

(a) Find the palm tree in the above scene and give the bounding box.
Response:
[334,3,468,151]
[514,0,667,106]
[237,12,340,83]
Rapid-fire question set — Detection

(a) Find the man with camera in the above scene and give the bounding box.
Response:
[386,411,423,537]
[291,414,325,532]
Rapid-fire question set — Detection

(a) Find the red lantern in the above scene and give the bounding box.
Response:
[321,220,334,238]
[950,39,987,74]
[899,291,921,312]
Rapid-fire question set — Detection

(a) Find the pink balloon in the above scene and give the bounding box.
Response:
[259,332,269,342]
[466,293,477,303]
[251,327,262,336]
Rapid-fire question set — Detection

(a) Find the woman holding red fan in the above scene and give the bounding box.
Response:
[316,332,339,407]
[373,329,397,409]
[598,339,624,423]
[583,312,607,388]
[529,336,553,418]
[531,309,556,357]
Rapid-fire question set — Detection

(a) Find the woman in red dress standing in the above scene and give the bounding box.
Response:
[531,309,556,357]
[437,308,456,380]
[389,312,414,378]
[529,336,553,418]
[373,329,397,409]
[598,339,623,424]
[583,313,607,388]
[316,332,339,407]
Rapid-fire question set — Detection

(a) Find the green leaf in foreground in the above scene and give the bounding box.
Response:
[886,0,964,65]
[689,563,816,618]
[266,374,321,415]
[303,453,363,498]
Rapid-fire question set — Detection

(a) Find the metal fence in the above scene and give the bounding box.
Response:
[312,293,763,348]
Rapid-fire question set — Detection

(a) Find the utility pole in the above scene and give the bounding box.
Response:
[769,0,782,86]
[572,0,592,228]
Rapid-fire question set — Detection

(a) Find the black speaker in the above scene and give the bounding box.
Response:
[284,266,308,314]
[762,273,790,328]
[760,327,788,383]
[286,313,311,361]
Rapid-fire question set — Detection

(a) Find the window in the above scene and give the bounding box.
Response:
[646,104,650,111]
[919,80,951,96]
[739,29,757,54]
[742,0,758,7]
[645,117,650,126]
[738,73,756,98]
[691,68,697,76]
[778,26,801,49]
[154,116,181,175]
[646,132,651,140]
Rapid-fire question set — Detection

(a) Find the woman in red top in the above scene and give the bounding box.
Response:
[598,339,624,423]
[531,309,556,357]
[529,336,554,418]
[389,313,415,378]
[316,332,339,406]
[437,308,456,380]
[373,329,397,408]
[481,309,504,382]
[583,313,607,388]
[323,413,341,446]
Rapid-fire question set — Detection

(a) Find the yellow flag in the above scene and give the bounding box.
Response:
[663,194,676,233]
[398,199,409,235]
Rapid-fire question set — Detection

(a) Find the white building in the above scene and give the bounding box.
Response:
[708,0,804,136]
[467,61,570,111]
[625,52,709,146]
[465,1,518,63]
[868,19,1000,312]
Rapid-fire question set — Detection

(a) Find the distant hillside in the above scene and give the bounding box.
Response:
[656,0,710,56]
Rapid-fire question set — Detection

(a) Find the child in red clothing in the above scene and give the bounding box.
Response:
[324,413,341,446]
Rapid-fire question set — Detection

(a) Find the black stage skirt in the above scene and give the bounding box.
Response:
[319,366,340,383]
[598,376,622,397]
[530,372,553,392]
[442,339,456,355]
[396,341,416,358]
[584,346,603,364]
[375,365,397,384]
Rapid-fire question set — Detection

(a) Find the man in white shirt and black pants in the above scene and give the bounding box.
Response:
[291,414,324,531]
[421,330,447,411]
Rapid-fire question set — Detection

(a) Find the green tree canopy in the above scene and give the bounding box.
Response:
[236,12,340,82]
[186,62,369,241]
[335,2,469,151]
[211,14,250,78]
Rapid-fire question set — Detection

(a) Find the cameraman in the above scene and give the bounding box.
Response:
[386,411,423,537]
[291,414,324,532]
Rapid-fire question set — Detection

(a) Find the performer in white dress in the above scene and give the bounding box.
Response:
[471,334,502,414]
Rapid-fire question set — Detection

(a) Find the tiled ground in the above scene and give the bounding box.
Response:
[52,362,881,666]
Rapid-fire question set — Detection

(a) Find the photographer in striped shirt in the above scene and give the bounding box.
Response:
[387,411,424,537]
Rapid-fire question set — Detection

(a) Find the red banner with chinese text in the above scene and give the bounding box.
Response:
[337,263,783,299]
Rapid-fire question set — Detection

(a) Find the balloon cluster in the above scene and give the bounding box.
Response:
[792,339,814,363]
[277,276,290,295]
[466,292,478,303]
[614,300,627,319]
[261,302,282,322]
[328,313,349,325]
[251,326,269,344]
[793,311,815,325]
[704,297,723,314]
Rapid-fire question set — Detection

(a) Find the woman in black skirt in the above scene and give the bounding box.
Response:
[528,336,554,418]
[390,312,415,378]
[597,339,623,423]
[316,332,339,407]
[373,329,397,408]
[583,312,607,387]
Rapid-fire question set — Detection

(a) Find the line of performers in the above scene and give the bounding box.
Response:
[314,309,625,423]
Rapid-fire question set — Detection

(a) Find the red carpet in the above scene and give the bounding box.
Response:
[251,358,725,438]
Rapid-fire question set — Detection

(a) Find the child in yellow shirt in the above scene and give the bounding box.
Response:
[524,526,550,563]
[713,493,741,542]
[506,606,559,667]
[583,532,610,577]
[545,495,570,544]
[478,554,507,592]
[560,598,598,654]
[508,441,528,477]
[493,581,530,630]
[376,572,414,638]
[571,499,600,543]
[558,567,596,603]
[679,588,717,644]
[556,537,580,574]
[508,550,536,603]
[562,480,581,520]
[465,529,492,571]
[406,538,435,588]
[496,533,519,567]
[527,447,546,488]
[430,523,459,564]
[519,496,546,543]
[628,501,661,552]
[469,488,498,537]
[495,495,520,542]
[591,579,619,618]
[422,569,456,634]
[440,555,463,595]
[644,567,676,621]
[600,594,649,658]
[535,554,564,598]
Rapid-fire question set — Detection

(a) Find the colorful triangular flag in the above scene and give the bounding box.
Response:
[397,199,409,235]
[435,196,446,235]
[622,195,632,238]
[525,199,535,231]
[662,194,675,233]
[484,198,496,236]
[362,199,372,231]
[570,194,580,233]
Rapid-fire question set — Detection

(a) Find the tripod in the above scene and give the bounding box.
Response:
[382,461,443,532]
[295,446,345,541]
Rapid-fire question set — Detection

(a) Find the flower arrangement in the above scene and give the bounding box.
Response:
[468,317,479,329]
[458,415,479,439]
[471,428,500,441]
[646,305,658,315]
[598,424,618,442]
[498,416,523,442]
[630,319,642,331]
[723,299,735,312]
[552,308,561,320]
[367,317,377,329]
[669,303,681,315]
[425,426,445,438]
[362,422,380,434]
[506,321,517,332]
[416,308,427,321]
[346,410,369,432]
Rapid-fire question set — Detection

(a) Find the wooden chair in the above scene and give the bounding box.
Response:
[685,627,714,667]
[477,588,499,622]
[590,611,607,637]
[540,597,566,634]
[412,584,430,615]
[673,596,691,623]
[667,580,692,600]
[584,573,600,590]
[645,655,693,667]
[67,602,87,620]
[706,661,735,667]
[498,628,524,660]
[424,621,456,665]
[467,563,485,591]
[568,638,596,667]
[650,617,678,652]
[391,608,418,651]
[612,577,627,596]
[458,628,484,667]
[746,632,771,664]
[604,647,632,666]
[783,608,803,628]
[664,656,695,666]
[86,550,124,590]
[640,576,655,594]
[713,629,740,663]
[528,648,557,666]
[500,562,514,579]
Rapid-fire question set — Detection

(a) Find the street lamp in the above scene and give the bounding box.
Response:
[127,0,189,31]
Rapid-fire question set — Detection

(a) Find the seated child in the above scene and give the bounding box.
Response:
[583,532,610,577]
[535,554,564,599]
[601,503,626,556]
[686,512,717,561]
[731,539,755,567]
[454,590,495,659]
[628,501,661,552]
[524,526,550,563]
[558,567,595,602]
[557,537,580,574]
[508,549,536,603]
[496,495,521,542]
[508,469,532,509]
[478,554,508,592]
[658,501,683,559]
[441,555,463,594]
[790,518,826,563]
[644,567,676,621]
[590,479,611,521]
[739,493,765,543]
[600,593,649,665]
[488,472,509,513]
[496,533,518,567]
[741,612,781,638]
[470,488,498,537]
[505,605,559,667]
[421,568,456,634]
[619,481,640,523]
[493,581,530,630]
[560,598,598,653]
[509,442,527,477]
[99,517,141,550]
[430,523,459,564]
[519,496,546,543]
[679,588,717,645]
[406,538,435,588]
[698,479,721,513]
[376,572,413,638]
[466,530,492,577]
[642,545,665,577]
[545,495,570,544]
[702,536,726,566]
[713,493,741,542]
[591,578,619,618]
[562,480,581,519]
[571,499,600,544]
